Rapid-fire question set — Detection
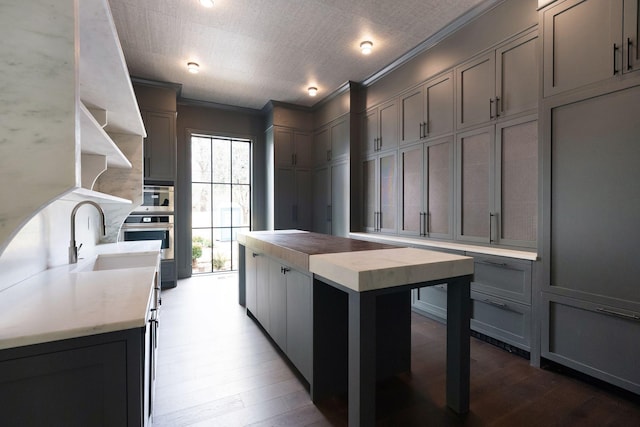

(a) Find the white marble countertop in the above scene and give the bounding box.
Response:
[349,232,538,261]
[309,247,474,292]
[0,241,161,350]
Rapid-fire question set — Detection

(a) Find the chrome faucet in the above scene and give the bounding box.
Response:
[69,201,106,264]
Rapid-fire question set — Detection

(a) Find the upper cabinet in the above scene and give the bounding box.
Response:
[313,116,349,166]
[362,99,399,155]
[400,72,454,146]
[275,127,312,169]
[0,0,145,255]
[457,31,538,129]
[142,110,176,183]
[543,0,639,97]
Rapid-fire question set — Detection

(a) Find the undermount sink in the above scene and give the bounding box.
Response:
[75,251,159,272]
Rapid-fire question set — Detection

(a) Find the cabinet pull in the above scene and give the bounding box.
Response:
[252,252,259,258]
[596,307,640,321]
[419,123,423,139]
[419,212,424,236]
[628,37,633,71]
[477,259,508,268]
[281,266,291,275]
[489,98,494,119]
[613,43,619,75]
[489,212,496,243]
[495,97,501,116]
[483,298,508,309]
[378,211,382,230]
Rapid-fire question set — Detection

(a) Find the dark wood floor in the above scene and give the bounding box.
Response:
[153,274,640,427]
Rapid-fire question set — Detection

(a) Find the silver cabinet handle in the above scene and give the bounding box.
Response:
[483,298,507,309]
[596,307,640,321]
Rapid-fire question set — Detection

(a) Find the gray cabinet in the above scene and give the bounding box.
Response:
[245,253,313,382]
[457,32,537,129]
[542,0,639,97]
[363,151,397,233]
[285,268,313,381]
[314,117,349,166]
[362,99,398,155]
[0,329,149,426]
[142,110,176,183]
[456,115,538,247]
[273,127,312,230]
[399,72,454,146]
[313,160,350,237]
[399,137,453,239]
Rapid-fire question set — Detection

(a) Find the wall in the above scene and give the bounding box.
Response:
[0,199,103,292]
[176,102,266,279]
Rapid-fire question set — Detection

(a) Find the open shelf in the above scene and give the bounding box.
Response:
[80,102,132,169]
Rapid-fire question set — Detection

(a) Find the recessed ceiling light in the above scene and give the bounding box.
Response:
[308,87,318,97]
[187,62,200,73]
[200,0,214,7]
[360,40,373,55]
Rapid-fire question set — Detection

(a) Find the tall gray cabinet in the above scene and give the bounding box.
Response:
[539,0,640,395]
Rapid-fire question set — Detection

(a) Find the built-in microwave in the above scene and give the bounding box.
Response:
[136,185,174,213]
[120,214,174,260]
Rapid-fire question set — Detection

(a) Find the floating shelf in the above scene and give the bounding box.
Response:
[79,102,132,169]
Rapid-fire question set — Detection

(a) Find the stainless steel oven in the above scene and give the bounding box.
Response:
[121,214,174,260]
[137,185,174,213]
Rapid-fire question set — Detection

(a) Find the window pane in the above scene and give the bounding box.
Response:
[192,137,211,182]
[232,140,251,184]
[232,184,251,227]
[192,228,212,273]
[212,184,231,227]
[212,240,231,272]
[192,183,212,228]
[212,138,231,183]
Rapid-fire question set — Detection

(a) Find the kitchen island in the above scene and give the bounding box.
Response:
[238,230,474,427]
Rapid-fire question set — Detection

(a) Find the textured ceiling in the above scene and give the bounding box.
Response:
[109,0,489,110]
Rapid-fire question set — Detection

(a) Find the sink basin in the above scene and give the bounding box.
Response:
[75,252,159,272]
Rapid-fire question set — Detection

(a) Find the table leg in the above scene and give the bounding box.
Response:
[446,275,471,413]
[348,291,376,427]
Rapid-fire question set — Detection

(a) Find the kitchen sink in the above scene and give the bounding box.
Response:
[75,252,160,272]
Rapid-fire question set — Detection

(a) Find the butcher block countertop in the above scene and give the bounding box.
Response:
[238,230,474,292]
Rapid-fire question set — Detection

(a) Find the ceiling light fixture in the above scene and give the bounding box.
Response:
[187,62,200,73]
[308,87,318,97]
[360,40,373,55]
[199,0,214,7]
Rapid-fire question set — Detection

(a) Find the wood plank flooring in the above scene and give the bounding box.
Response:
[153,274,640,426]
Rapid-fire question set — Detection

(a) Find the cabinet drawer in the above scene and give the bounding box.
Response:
[467,253,531,305]
[471,290,531,351]
[541,293,640,394]
[412,284,447,321]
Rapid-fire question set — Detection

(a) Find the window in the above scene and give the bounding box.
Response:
[191,134,251,273]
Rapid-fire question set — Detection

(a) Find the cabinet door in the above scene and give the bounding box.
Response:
[495,117,538,247]
[331,161,349,237]
[624,0,640,73]
[362,108,378,154]
[379,100,399,151]
[330,119,349,160]
[293,132,312,168]
[269,261,287,350]
[313,166,331,234]
[362,158,377,231]
[400,145,423,235]
[496,33,538,117]
[314,127,330,166]
[295,169,312,231]
[144,111,176,182]
[543,0,622,96]
[379,151,397,232]
[456,53,495,129]
[275,167,295,229]
[286,269,312,381]
[400,87,424,145]
[245,251,258,315]
[274,127,294,167]
[424,73,454,138]
[256,255,270,330]
[425,137,453,239]
[550,85,640,303]
[457,126,494,243]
